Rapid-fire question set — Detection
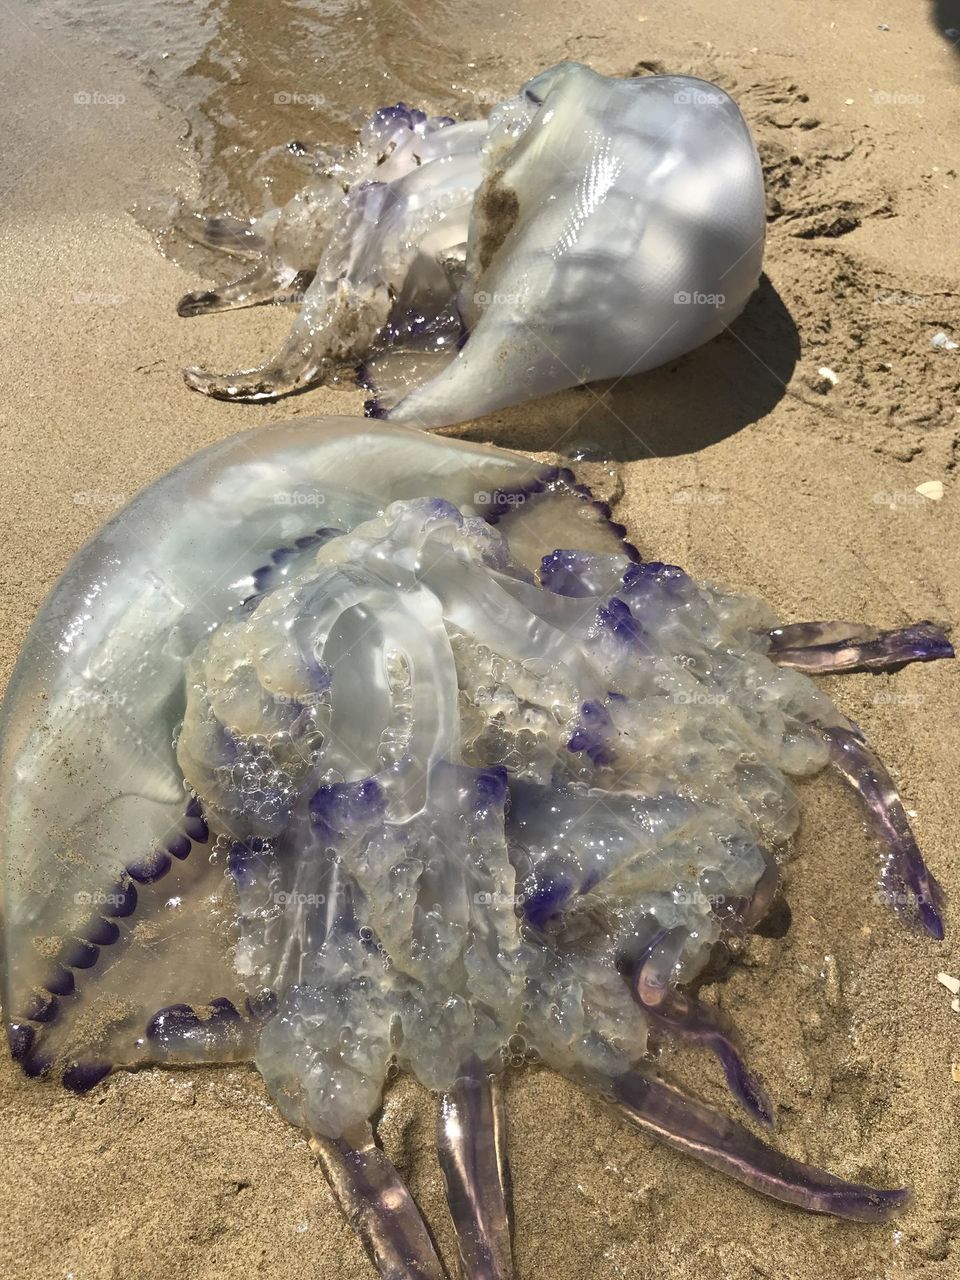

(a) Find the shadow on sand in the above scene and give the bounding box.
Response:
[931,1,960,54]
[457,273,801,463]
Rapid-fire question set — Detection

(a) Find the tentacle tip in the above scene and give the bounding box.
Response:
[920,903,945,941]
[182,366,276,402]
[829,1184,911,1223]
[182,364,217,394]
[177,291,215,318]
[729,1066,776,1128]
[752,1097,776,1129]
[915,622,954,662]
[709,1036,776,1127]
[884,886,945,940]
[934,637,955,661]
[894,871,946,940]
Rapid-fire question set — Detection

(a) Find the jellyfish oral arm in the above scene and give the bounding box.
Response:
[768,619,953,674]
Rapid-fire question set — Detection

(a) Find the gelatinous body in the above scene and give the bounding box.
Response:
[176,63,765,425]
[0,418,949,1278]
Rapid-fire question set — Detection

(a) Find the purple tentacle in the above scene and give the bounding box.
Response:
[579,1066,908,1223]
[768,620,953,674]
[642,990,773,1127]
[310,1128,445,1280]
[623,932,774,1126]
[824,724,945,939]
[437,1061,514,1280]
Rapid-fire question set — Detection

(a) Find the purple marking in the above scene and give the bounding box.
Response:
[7,1023,34,1063]
[22,992,59,1024]
[166,833,193,860]
[480,484,535,525]
[475,766,508,807]
[183,815,208,843]
[622,560,687,591]
[421,497,463,525]
[44,967,75,997]
[63,940,99,971]
[22,1052,53,1079]
[86,918,120,947]
[373,103,416,128]
[521,871,574,930]
[482,465,642,561]
[363,397,389,419]
[62,1061,111,1094]
[596,596,642,645]
[146,1004,200,1040]
[540,549,600,597]
[209,997,242,1023]
[246,530,344,605]
[126,850,172,885]
[568,699,616,766]
[100,878,137,918]
[310,778,385,841]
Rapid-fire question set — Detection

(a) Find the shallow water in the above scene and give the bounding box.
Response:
[41,0,512,208]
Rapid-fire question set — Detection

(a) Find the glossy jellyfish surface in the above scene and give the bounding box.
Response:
[176,62,766,427]
[1,418,950,1280]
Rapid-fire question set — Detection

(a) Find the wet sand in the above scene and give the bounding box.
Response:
[1,0,959,1277]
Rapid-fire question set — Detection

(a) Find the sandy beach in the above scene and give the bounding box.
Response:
[1,0,958,1276]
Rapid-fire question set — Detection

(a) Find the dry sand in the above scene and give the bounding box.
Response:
[1,0,959,1277]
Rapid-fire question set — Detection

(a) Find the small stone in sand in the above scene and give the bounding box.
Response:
[936,971,960,996]
[916,480,944,501]
[931,331,958,350]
